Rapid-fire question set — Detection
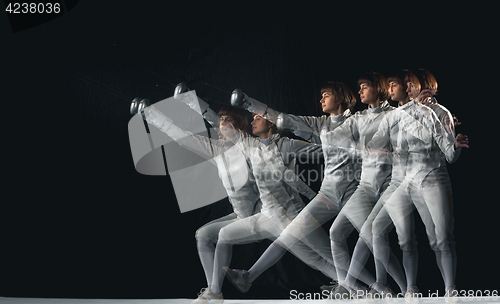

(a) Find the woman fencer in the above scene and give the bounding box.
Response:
[357,69,416,297]
[368,70,468,298]
[413,69,467,296]
[205,114,343,303]
[205,111,348,302]
[326,72,408,298]
[225,82,361,296]
[150,102,260,303]
[145,94,338,304]
[173,88,343,301]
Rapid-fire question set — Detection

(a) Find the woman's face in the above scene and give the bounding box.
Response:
[389,81,407,102]
[320,89,340,113]
[406,82,420,100]
[358,83,377,104]
[251,115,271,137]
[219,115,237,138]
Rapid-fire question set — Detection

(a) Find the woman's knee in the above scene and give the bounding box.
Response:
[217,227,234,244]
[329,223,346,242]
[195,226,218,245]
[359,223,372,244]
[434,236,455,252]
[372,215,392,237]
[398,234,418,252]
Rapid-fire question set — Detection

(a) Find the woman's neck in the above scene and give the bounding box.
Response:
[368,99,382,109]
[329,106,346,116]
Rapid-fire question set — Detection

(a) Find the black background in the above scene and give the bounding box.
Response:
[1,0,498,300]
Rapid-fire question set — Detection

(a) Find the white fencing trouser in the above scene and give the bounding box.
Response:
[240,181,358,285]
[329,182,389,288]
[418,167,455,253]
[216,210,334,270]
[210,212,282,294]
[371,179,418,289]
[371,182,417,252]
[195,213,239,288]
[404,146,456,290]
[211,210,338,293]
[355,182,408,292]
[417,167,456,289]
[371,170,455,290]
[277,179,358,259]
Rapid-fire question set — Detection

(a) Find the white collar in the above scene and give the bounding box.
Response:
[368,100,390,113]
[330,114,343,122]
[331,109,351,122]
[259,137,270,145]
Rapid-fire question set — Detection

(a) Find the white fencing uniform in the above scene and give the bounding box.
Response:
[263,107,361,250]
[416,99,459,290]
[368,100,457,291]
[178,93,342,294]
[212,131,348,293]
[149,111,262,289]
[327,101,397,290]
[145,100,343,297]
[223,105,360,287]
[199,130,328,295]
[360,102,414,292]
